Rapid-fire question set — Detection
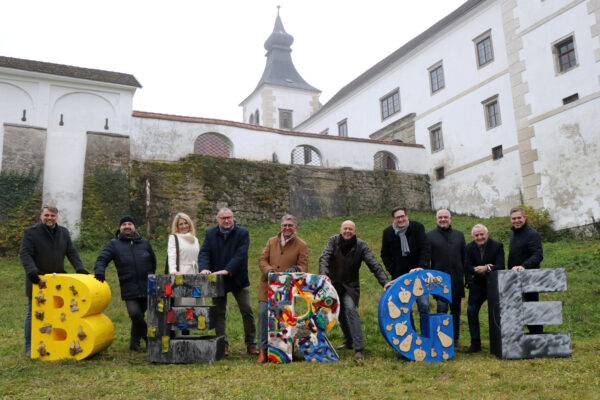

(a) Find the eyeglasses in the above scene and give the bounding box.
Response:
[281,224,295,228]
[393,215,407,219]
[218,216,233,220]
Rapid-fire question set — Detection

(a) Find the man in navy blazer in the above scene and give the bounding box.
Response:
[198,208,257,356]
[464,223,505,353]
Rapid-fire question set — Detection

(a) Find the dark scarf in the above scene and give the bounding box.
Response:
[339,234,357,256]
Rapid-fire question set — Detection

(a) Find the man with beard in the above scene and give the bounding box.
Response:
[94,216,156,351]
[20,205,89,356]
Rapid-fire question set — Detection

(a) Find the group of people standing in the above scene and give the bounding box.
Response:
[20,204,543,361]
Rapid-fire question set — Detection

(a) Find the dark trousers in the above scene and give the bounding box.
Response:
[437,296,462,342]
[467,284,487,346]
[212,286,256,348]
[125,297,147,344]
[524,292,543,334]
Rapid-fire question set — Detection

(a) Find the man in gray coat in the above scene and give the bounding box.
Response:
[319,220,392,359]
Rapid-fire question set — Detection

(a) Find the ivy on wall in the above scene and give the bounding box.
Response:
[77,166,130,249]
[0,170,42,256]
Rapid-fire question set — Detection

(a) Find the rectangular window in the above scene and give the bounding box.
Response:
[562,93,579,105]
[492,145,503,160]
[429,64,445,93]
[338,119,348,137]
[279,109,293,130]
[429,124,444,153]
[380,89,400,120]
[482,95,501,129]
[435,167,445,180]
[555,37,576,72]
[474,31,494,67]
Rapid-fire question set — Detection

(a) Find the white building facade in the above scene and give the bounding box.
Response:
[296,0,600,229]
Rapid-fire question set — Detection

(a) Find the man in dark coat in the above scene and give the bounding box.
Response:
[94,216,156,351]
[507,206,544,334]
[426,209,466,344]
[464,224,505,353]
[381,206,430,327]
[198,208,256,357]
[319,220,391,360]
[20,205,89,356]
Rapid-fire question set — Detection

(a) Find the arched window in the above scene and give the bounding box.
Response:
[291,145,322,166]
[374,151,397,171]
[194,133,232,158]
[249,114,255,124]
[255,110,260,125]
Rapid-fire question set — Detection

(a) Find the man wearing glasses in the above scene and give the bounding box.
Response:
[257,214,308,363]
[381,206,431,328]
[198,208,257,357]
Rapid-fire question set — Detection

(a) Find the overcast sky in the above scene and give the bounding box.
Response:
[1,0,465,122]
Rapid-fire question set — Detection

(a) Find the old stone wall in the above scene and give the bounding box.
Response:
[128,154,430,237]
[84,131,130,176]
[2,123,46,179]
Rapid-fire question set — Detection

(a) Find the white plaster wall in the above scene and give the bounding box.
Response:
[519,2,599,116]
[431,148,522,218]
[241,91,262,124]
[533,98,600,229]
[415,74,517,172]
[513,0,583,36]
[0,78,36,168]
[131,116,428,174]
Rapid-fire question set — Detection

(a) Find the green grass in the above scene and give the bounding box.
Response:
[1,211,599,399]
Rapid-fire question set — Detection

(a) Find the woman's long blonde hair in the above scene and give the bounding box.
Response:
[171,212,196,236]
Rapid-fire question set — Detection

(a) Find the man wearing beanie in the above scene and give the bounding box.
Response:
[94,215,156,351]
[319,220,392,360]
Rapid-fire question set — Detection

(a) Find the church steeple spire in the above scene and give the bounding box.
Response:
[254,7,319,92]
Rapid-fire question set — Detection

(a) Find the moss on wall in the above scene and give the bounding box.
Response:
[0,170,42,255]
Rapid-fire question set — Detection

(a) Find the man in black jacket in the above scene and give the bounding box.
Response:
[198,208,257,357]
[320,220,392,359]
[20,205,89,356]
[464,224,505,353]
[94,216,156,351]
[507,206,544,334]
[426,209,466,344]
[381,207,430,326]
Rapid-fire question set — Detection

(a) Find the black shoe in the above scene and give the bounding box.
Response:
[336,342,353,350]
[130,340,145,352]
[466,344,481,354]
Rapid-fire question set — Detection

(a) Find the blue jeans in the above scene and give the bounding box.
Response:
[24,297,32,356]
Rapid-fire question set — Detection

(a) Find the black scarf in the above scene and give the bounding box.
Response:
[339,234,357,256]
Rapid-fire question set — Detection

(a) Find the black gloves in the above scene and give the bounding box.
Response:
[28,272,40,284]
[95,274,105,283]
[77,269,90,275]
[285,266,301,273]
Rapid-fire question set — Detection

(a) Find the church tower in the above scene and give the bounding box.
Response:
[240,7,320,130]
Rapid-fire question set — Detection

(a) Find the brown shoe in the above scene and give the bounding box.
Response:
[223,347,229,357]
[354,351,365,360]
[247,344,259,355]
[257,349,267,363]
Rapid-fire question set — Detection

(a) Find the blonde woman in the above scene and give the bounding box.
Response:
[168,213,199,275]
[168,213,201,327]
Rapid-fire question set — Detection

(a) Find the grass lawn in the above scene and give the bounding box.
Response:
[1,211,598,399]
